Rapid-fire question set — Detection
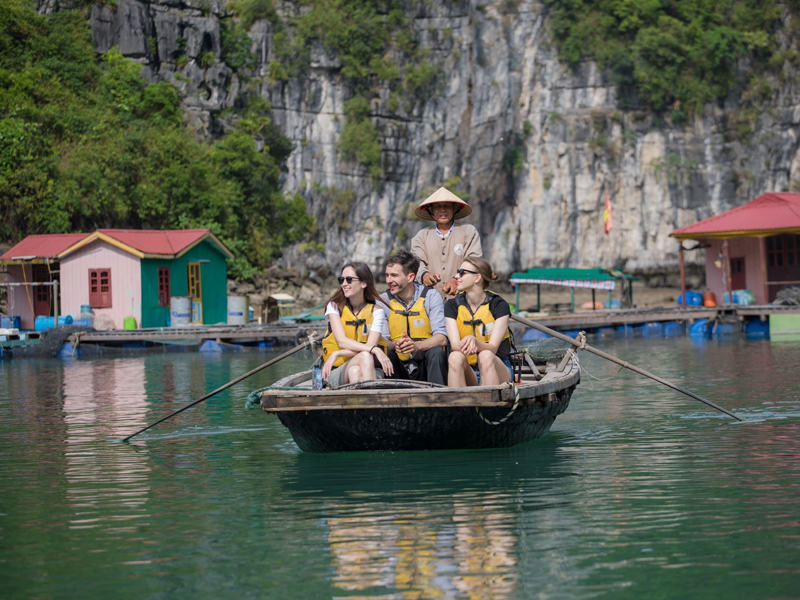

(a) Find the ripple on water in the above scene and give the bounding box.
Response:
[0,341,799,599]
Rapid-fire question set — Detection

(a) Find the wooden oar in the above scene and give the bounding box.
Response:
[510,313,743,421]
[121,340,314,443]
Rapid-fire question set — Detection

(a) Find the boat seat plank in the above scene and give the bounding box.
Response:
[262,388,501,411]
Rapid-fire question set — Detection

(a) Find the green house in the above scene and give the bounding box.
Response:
[56,229,234,329]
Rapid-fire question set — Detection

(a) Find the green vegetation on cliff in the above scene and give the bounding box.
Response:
[547,0,800,112]
[0,0,312,279]
[230,0,442,181]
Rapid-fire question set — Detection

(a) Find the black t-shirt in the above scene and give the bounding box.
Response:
[445,292,511,359]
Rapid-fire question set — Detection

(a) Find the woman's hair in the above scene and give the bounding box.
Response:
[328,262,389,312]
[462,257,498,290]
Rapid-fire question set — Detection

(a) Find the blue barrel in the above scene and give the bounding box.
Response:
[615,324,635,336]
[72,318,93,327]
[642,322,663,337]
[712,322,738,337]
[521,328,550,344]
[80,304,93,314]
[1,315,21,330]
[35,315,74,331]
[744,319,769,339]
[663,322,685,337]
[677,291,703,306]
[689,319,711,338]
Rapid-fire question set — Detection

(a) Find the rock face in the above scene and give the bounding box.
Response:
[83,0,800,280]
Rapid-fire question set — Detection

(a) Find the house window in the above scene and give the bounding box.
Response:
[158,267,170,307]
[767,234,800,268]
[89,269,112,308]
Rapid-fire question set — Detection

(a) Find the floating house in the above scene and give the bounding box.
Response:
[1,229,233,330]
[670,192,800,304]
[0,233,90,329]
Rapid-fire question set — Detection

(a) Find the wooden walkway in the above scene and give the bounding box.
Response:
[66,322,327,346]
[514,304,800,332]
[64,304,800,345]
[3,304,799,358]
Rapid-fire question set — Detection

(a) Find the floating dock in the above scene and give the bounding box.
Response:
[1,322,326,358]
[512,304,800,341]
[2,305,799,360]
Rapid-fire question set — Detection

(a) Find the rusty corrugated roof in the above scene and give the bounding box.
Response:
[671,192,800,239]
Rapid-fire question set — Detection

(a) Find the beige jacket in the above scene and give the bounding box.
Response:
[411,223,482,298]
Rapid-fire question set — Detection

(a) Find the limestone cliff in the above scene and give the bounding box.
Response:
[80,0,800,281]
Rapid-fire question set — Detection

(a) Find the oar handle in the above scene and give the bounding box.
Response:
[121,339,314,442]
[510,313,743,421]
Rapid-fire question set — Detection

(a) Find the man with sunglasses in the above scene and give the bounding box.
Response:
[410,187,482,300]
[378,250,448,385]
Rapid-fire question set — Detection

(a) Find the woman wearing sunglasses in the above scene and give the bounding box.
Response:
[444,258,513,387]
[321,262,393,387]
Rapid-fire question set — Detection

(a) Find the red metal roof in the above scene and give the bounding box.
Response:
[0,233,90,260]
[671,192,800,239]
[95,229,211,255]
[2,229,233,262]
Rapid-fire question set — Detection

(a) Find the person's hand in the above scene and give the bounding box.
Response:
[373,348,393,376]
[458,335,477,355]
[441,278,459,296]
[322,354,337,380]
[396,331,417,354]
[422,272,441,287]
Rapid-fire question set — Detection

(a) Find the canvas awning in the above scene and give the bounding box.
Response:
[510,268,631,290]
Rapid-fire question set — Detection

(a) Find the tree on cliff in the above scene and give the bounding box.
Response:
[548,0,799,113]
[0,0,312,279]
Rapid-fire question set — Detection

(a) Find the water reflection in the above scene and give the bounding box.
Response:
[324,494,519,599]
[283,445,577,599]
[1,341,799,600]
[62,359,151,532]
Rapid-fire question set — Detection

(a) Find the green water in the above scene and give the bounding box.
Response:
[1,337,798,599]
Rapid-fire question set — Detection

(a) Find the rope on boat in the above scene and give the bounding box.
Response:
[474,384,521,426]
[245,386,314,409]
[246,333,321,409]
[580,361,625,384]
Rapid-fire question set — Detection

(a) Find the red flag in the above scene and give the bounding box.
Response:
[603,192,613,235]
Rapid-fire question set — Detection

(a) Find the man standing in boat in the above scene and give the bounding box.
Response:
[379,250,448,386]
[411,187,482,300]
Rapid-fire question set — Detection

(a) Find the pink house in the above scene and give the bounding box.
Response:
[670,192,800,304]
[0,234,90,329]
[2,229,232,330]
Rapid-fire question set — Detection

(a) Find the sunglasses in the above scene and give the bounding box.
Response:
[455,268,478,278]
[338,276,361,284]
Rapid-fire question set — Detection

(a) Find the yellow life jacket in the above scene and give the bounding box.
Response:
[454,291,511,366]
[387,286,433,362]
[322,303,387,367]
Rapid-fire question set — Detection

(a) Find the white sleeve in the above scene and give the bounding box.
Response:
[370,305,388,335]
[324,302,339,323]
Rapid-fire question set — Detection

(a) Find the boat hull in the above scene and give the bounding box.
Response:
[260,355,580,453]
[274,385,575,452]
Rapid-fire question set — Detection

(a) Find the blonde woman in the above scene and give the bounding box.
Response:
[444,258,513,387]
[321,262,393,387]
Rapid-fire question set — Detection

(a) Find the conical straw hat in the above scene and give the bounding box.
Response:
[414,187,472,221]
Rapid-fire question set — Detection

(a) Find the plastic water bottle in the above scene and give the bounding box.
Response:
[312,358,323,390]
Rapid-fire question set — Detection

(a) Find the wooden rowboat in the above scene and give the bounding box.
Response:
[258,352,581,453]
